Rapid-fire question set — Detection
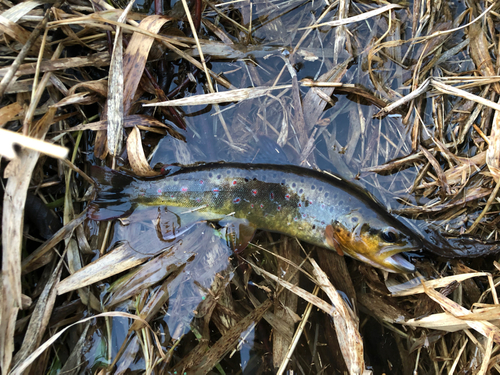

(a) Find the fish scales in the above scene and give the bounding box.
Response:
[89,163,422,273]
[143,168,342,245]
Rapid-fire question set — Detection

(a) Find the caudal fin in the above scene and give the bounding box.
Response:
[88,166,137,221]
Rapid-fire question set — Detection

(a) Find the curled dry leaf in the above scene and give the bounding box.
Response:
[68,78,108,97]
[126,126,159,177]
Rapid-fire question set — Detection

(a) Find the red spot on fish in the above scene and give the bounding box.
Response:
[157,188,162,193]
[302,213,307,218]
[213,188,219,193]
[321,204,325,210]
[181,187,188,192]
[277,205,281,211]
[251,204,254,208]
[309,200,313,205]
[232,180,237,185]
[270,192,274,200]
[252,189,258,196]
[260,204,264,209]
[170,194,174,198]
[298,202,302,207]
[196,198,201,203]
[199,180,204,185]
[285,194,290,200]
[294,216,298,221]
[233,198,241,203]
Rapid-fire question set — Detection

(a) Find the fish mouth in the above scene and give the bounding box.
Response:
[385,252,417,273]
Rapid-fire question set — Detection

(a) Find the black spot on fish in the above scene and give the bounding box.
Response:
[311,185,315,190]
[292,183,296,188]
[209,173,213,178]
[300,178,305,183]
[245,177,249,182]
[173,177,178,182]
[329,207,334,213]
[312,225,316,230]
[299,188,303,194]
[273,173,277,178]
[338,200,344,206]
[226,170,231,174]
[351,217,359,223]
[281,179,286,185]
[217,174,221,179]
[325,193,329,198]
[319,186,323,192]
[333,193,338,199]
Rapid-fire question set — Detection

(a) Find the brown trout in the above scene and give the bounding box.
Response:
[88,163,422,272]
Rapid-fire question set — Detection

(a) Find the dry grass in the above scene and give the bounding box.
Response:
[1,0,500,373]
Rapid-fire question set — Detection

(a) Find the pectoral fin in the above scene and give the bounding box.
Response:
[219,218,257,252]
[325,224,344,256]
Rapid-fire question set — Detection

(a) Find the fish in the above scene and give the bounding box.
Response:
[88,163,422,273]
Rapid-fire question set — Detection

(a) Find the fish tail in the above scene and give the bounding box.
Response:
[88,166,137,221]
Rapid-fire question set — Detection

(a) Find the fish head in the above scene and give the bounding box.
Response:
[325,210,422,273]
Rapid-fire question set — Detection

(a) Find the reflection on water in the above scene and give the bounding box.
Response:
[103,207,233,340]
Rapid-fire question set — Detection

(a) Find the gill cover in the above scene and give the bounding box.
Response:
[325,220,419,273]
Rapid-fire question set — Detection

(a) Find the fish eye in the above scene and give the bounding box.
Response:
[381,228,398,243]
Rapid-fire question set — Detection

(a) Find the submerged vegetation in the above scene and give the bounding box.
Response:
[1,0,500,373]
